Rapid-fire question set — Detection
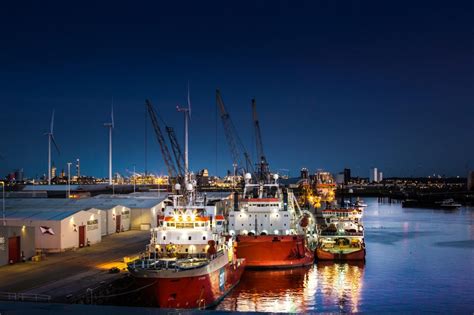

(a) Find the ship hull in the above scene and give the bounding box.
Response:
[316,247,366,261]
[131,258,245,309]
[236,235,314,269]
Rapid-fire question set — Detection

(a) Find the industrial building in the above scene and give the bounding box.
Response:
[3,209,101,252]
[86,205,131,236]
[93,194,169,230]
[0,226,36,266]
[1,192,228,253]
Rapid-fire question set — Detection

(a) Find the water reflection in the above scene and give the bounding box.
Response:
[217,262,364,313]
[316,262,364,313]
[217,200,474,313]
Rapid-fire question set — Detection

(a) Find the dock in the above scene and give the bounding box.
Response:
[0,230,149,302]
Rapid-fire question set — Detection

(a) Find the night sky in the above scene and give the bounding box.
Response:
[0,1,472,179]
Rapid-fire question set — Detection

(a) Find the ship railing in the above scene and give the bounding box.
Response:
[320,231,364,236]
[0,292,51,302]
[131,252,217,271]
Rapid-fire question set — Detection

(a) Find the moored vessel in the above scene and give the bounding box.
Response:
[316,208,366,261]
[128,186,246,309]
[128,97,245,309]
[229,172,316,269]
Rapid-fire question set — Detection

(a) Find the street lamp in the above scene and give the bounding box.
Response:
[67,162,72,198]
[133,164,136,193]
[1,181,5,226]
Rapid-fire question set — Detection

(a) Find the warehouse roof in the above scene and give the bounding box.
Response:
[4,209,86,221]
[4,196,168,213]
[22,184,109,191]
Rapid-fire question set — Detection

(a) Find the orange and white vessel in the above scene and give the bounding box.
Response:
[228,172,316,269]
[128,186,245,309]
[128,99,245,309]
[316,207,366,261]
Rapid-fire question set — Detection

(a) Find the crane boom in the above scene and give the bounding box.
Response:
[252,98,270,180]
[216,90,253,174]
[252,98,265,164]
[166,126,186,177]
[145,99,178,179]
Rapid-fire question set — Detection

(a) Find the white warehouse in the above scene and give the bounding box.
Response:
[93,194,169,230]
[3,209,101,252]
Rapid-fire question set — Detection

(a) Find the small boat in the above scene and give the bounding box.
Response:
[436,199,462,209]
[402,198,461,209]
[316,208,366,261]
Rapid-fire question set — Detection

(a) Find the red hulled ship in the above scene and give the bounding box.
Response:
[228,173,316,269]
[128,100,244,309]
[128,187,245,309]
[316,208,366,261]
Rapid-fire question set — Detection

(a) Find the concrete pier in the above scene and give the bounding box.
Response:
[0,230,149,301]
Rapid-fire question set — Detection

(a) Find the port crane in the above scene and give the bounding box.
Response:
[216,89,253,175]
[145,100,185,185]
[251,98,270,181]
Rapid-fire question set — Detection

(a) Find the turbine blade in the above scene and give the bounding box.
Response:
[51,135,60,155]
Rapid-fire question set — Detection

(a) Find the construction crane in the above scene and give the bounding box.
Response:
[166,126,186,176]
[216,89,253,175]
[251,98,270,181]
[145,99,179,181]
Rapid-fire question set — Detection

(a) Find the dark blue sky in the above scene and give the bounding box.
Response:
[0,0,472,178]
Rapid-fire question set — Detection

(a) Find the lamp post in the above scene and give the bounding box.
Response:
[133,164,136,193]
[67,162,72,198]
[1,181,5,226]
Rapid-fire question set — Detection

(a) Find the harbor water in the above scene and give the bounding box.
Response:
[216,198,474,313]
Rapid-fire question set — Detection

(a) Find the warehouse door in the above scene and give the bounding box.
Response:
[8,236,21,264]
[79,225,86,247]
[116,215,121,233]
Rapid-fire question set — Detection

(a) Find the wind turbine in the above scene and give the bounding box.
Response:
[104,104,114,185]
[45,110,60,185]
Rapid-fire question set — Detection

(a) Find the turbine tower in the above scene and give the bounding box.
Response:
[45,110,60,185]
[104,104,114,185]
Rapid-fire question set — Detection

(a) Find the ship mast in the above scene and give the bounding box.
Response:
[177,84,192,205]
